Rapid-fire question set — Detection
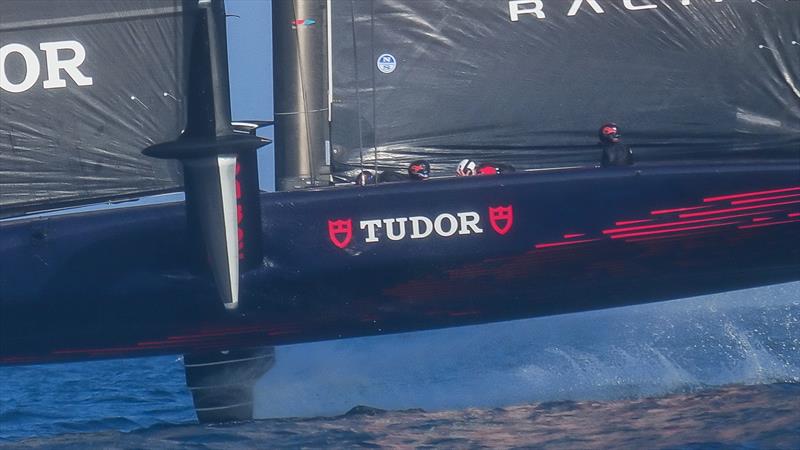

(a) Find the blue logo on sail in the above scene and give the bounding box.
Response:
[377,53,397,74]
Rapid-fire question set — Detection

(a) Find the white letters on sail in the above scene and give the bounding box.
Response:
[1,40,93,93]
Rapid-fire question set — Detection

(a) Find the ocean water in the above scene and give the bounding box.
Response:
[1,282,798,448]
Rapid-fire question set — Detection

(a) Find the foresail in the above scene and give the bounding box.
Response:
[329,0,800,176]
[0,0,197,216]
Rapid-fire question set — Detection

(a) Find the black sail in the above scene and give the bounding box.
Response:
[0,0,199,216]
[329,0,800,178]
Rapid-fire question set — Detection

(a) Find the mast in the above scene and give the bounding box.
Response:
[272,0,330,191]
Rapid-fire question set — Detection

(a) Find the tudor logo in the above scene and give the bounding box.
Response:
[328,219,353,249]
[489,205,513,235]
[327,205,514,248]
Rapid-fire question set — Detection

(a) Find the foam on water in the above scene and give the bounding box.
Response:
[1,282,797,441]
[254,281,800,418]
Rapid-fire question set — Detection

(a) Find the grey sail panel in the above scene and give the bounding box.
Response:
[329,0,800,177]
[0,0,199,216]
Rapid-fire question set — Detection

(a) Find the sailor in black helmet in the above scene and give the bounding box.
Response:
[408,160,431,180]
[599,122,634,167]
[355,170,376,186]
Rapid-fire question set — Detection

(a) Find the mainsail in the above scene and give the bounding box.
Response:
[0,0,197,216]
[328,0,800,177]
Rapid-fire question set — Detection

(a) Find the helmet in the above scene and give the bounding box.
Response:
[599,122,621,144]
[456,159,477,176]
[355,170,375,186]
[408,160,431,180]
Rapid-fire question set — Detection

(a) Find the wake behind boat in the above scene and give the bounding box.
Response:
[1,0,798,423]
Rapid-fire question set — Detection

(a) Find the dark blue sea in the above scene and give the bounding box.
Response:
[1,282,798,449]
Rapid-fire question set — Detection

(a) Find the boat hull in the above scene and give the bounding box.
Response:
[1,164,799,364]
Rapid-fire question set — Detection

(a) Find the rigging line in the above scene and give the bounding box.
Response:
[293,0,317,186]
[326,0,334,176]
[274,108,328,116]
[350,0,365,173]
[370,0,379,181]
[326,0,334,123]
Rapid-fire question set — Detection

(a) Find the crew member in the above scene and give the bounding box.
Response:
[456,159,477,176]
[456,159,514,176]
[599,123,633,167]
[408,160,431,180]
[355,170,375,186]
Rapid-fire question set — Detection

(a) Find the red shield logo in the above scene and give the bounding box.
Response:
[328,219,353,248]
[489,205,513,235]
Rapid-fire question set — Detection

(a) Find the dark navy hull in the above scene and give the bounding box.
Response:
[2,164,799,365]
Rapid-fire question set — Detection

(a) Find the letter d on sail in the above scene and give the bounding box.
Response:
[489,205,514,235]
[328,219,353,248]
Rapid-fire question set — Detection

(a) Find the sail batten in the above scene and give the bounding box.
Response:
[0,7,185,32]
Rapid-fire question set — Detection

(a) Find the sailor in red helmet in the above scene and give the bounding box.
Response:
[599,122,634,167]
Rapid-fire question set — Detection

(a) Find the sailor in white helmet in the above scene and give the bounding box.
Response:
[456,159,477,176]
[457,158,514,176]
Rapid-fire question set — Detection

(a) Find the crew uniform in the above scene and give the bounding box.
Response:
[476,162,515,175]
[354,170,409,185]
[377,170,409,183]
[599,123,633,167]
[355,160,431,185]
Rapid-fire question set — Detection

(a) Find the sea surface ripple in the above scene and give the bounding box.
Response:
[1,282,798,448]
